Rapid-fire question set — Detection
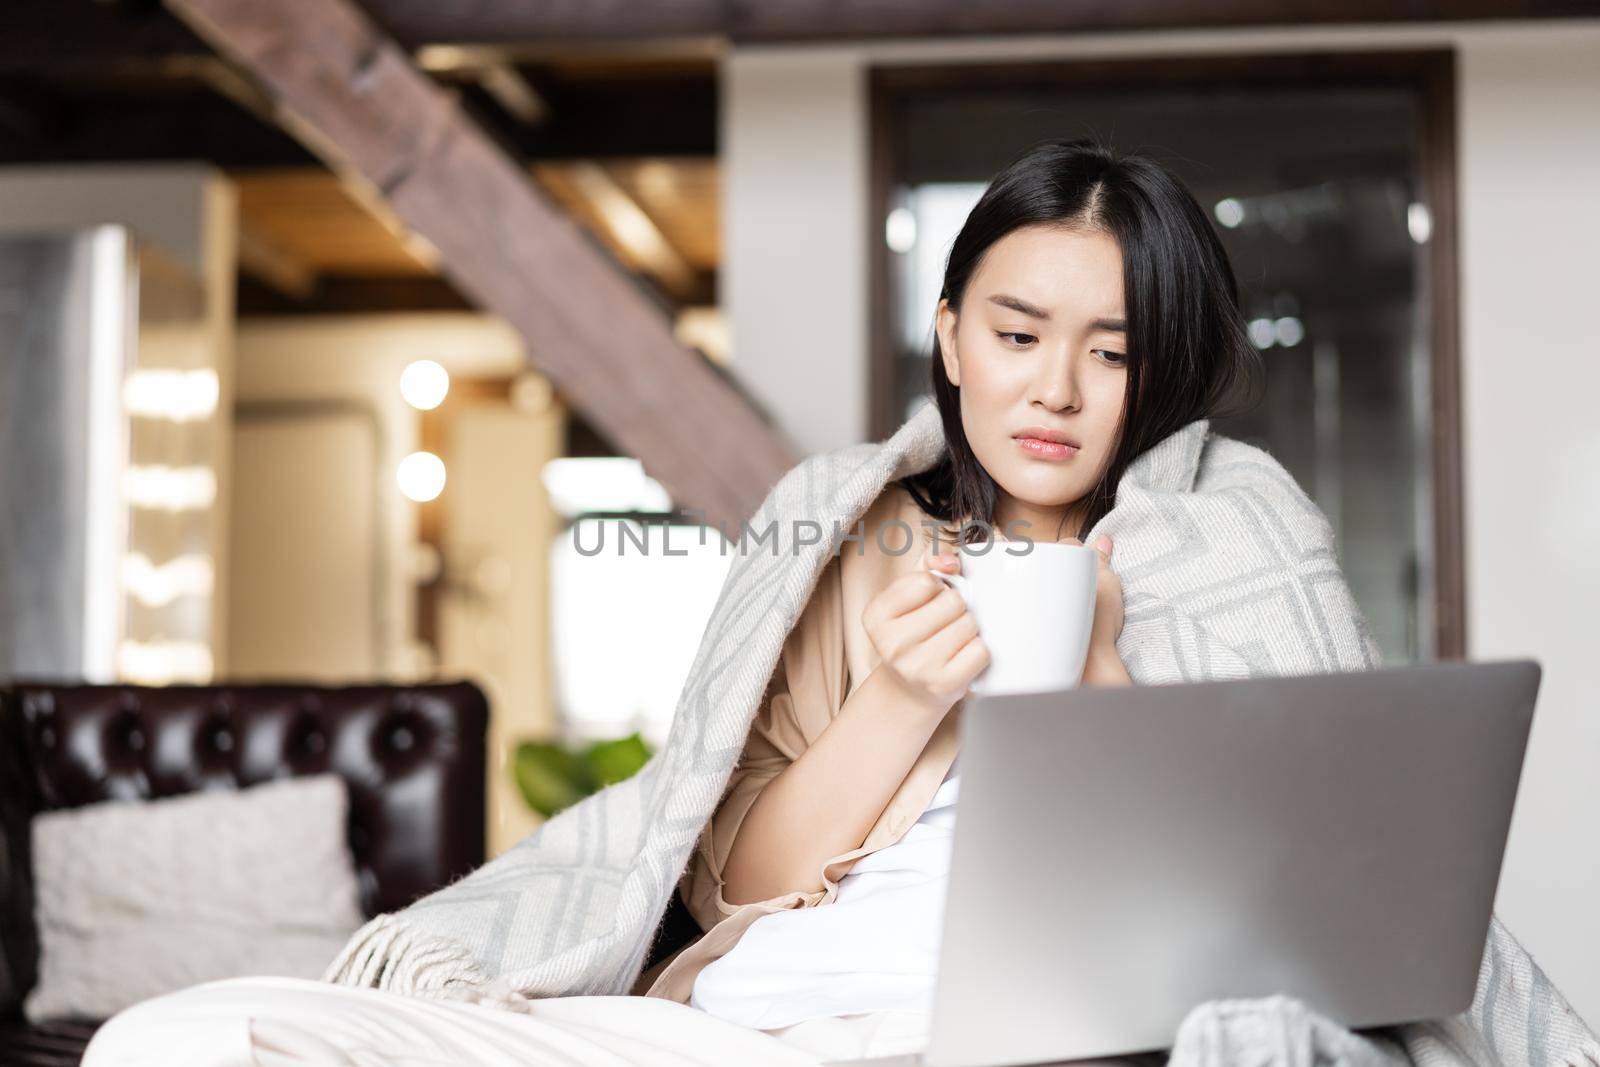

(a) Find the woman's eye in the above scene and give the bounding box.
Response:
[1096,349,1128,367]
[996,331,1036,347]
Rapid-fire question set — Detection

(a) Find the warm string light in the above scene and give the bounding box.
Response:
[400,359,450,410]
[399,362,450,502]
[123,465,217,511]
[397,451,447,502]
[122,552,214,607]
[123,368,219,421]
[117,639,214,685]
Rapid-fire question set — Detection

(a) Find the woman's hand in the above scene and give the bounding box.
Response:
[1068,534,1131,686]
[1084,534,1125,651]
[861,544,990,718]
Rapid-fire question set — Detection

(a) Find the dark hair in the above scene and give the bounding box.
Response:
[900,137,1262,543]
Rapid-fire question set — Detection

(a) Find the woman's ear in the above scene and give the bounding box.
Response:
[935,298,961,388]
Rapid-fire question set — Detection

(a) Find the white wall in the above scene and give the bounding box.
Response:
[1456,30,1600,1030]
[723,20,1600,1027]
[724,51,868,456]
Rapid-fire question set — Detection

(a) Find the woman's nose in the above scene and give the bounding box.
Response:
[1031,349,1080,411]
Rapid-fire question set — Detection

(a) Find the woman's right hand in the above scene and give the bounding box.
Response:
[861,544,990,717]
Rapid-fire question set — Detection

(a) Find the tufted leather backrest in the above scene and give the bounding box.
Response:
[0,681,488,1015]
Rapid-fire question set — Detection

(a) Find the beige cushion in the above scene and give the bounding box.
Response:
[25,774,364,1022]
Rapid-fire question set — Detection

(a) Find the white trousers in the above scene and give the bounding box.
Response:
[79,976,930,1066]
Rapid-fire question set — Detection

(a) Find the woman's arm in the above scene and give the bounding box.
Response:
[721,545,988,906]
[720,663,950,905]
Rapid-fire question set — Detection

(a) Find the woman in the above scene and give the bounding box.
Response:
[84,137,1277,1067]
[633,137,1263,1058]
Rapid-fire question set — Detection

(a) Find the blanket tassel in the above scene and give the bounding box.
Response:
[321,913,538,1014]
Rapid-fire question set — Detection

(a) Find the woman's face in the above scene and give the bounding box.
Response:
[935,223,1130,540]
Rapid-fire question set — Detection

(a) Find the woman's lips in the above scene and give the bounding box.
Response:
[1014,435,1079,460]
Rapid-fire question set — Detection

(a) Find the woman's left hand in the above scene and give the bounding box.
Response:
[1068,534,1130,686]
[1069,534,1124,653]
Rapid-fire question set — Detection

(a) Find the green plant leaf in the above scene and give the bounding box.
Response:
[512,740,595,818]
[583,732,653,787]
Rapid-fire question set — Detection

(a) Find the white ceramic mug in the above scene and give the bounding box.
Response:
[932,540,1098,695]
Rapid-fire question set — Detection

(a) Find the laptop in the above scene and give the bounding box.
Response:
[824,659,1540,1067]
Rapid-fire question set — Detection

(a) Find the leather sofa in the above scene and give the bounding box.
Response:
[0,680,490,1066]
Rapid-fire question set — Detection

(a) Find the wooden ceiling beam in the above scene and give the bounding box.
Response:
[236,225,317,302]
[469,64,549,126]
[164,0,794,532]
[371,0,726,49]
[360,0,1596,47]
[9,0,1595,77]
[537,162,700,303]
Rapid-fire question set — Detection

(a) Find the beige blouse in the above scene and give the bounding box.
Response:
[636,482,966,1004]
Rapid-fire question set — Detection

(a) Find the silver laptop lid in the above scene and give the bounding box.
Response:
[925,659,1540,1067]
